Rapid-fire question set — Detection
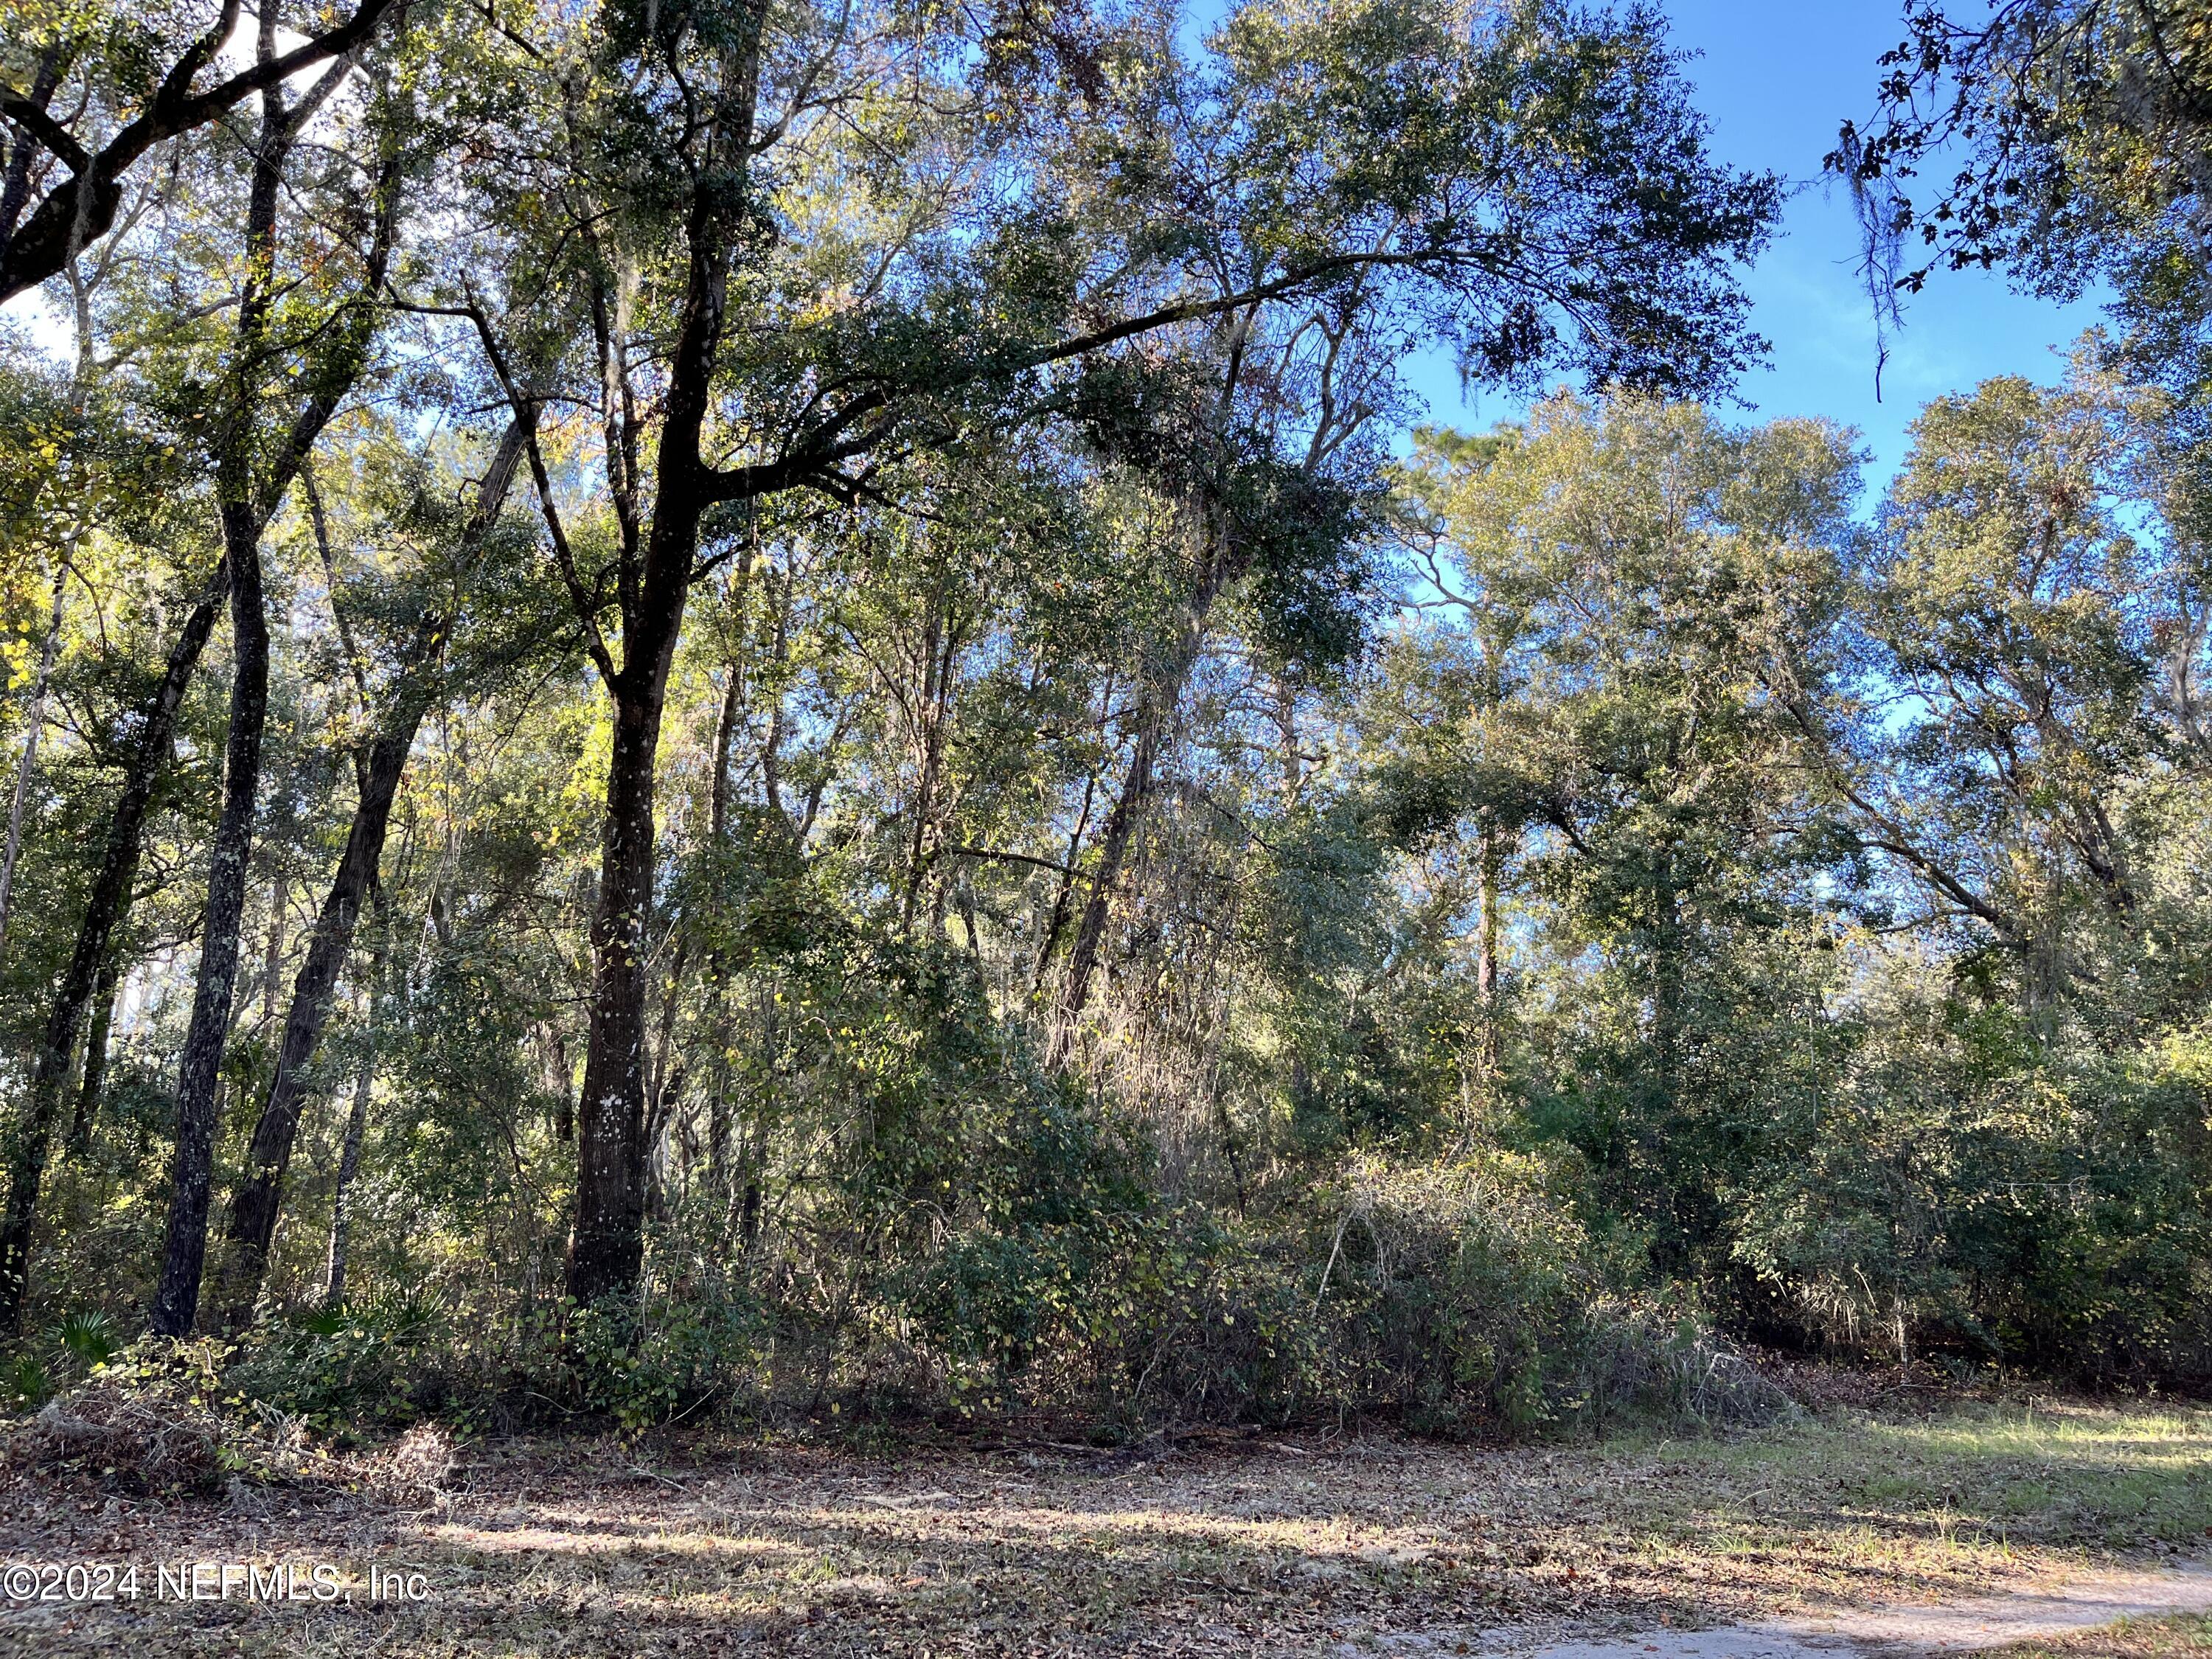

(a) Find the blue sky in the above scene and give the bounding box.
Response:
[1400,1,2111,504]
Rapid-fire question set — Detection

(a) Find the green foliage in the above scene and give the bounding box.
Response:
[1734,992,2212,1382]
[230,1290,444,1433]
[556,1292,773,1433]
[55,1310,119,1371]
[1385,383,2212,1387]
[0,1309,125,1413]
[3,1353,49,1413]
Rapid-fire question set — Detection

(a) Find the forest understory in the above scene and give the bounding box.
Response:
[4,1380,2211,1657]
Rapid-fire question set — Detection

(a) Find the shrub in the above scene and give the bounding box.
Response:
[847,1147,1792,1438]
[1731,1004,2212,1384]
[563,1285,773,1430]
[229,1288,444,1433]
[4,1338,330,1495]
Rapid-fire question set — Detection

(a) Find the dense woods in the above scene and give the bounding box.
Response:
[2,0,2211,1443]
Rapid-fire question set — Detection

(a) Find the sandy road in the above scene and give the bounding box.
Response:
[1464,1562,2212,1659]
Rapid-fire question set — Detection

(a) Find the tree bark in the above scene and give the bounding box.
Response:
[570,670,678,1304]
[0,566,227,1335]
[551,1027,574,1144]
[211,422,522,1327]
[738,1175,761,1253]
[147,500,272,1336]
[0,51,63,262]
[64,955,120,1156]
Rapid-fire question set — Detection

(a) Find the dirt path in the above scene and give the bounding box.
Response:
[1471,1563,2212,1659]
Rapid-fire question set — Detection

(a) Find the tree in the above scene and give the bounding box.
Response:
[1398,395,1862,1273]
[1835,1,2212,293]
[437,0,1780,1306]
[0,355,218,1335]
[1834,2,2212,431]
[0,0,408,302]
[131,1,427,1335]
[1829,372,2180,1027]
[208,420,544,1326]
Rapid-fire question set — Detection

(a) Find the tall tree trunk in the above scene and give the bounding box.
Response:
[147,506,271,1336]
[1052,543,1231,1054]
[212,424,522,1327]
[561,11,764,1309]
[737,1172,761,1253]
[1273,672,1302,812]
[65,955,120,1156]
[899,599,961,936]
[571,670,678,1304]
[704,663,740,1204]
[146,56,293,1332]
[0,563,66,950]
[551,1027,574,1144]
[1032,673,1113,998]
[1474,811,1501,1099]
[1032,768,1096,996]
[258,874,286,1026]
[1054,708,1164,1043]
[209,720,408,1324]
[0,568,227,1334]
[641,933,689,1226]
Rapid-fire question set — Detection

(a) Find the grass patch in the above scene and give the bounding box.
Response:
[1597,1400,2212,1554]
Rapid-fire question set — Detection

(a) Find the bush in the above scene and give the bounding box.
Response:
[3,1137,1792,1457]
[1731,1002,2212,1384]
[1074,1156,1791,1437]
[229,1288,444,1433]
[563,1285,773,1430]
[4,1338,331,1495]
[840,1147,1792,1439]
[0,1308,125,1411]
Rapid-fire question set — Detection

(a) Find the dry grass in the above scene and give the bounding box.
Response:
[0,1396,2208,1656]
[1982,1614,2212,1658]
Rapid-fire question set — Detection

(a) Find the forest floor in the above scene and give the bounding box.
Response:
[1,1387,2209,1657]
